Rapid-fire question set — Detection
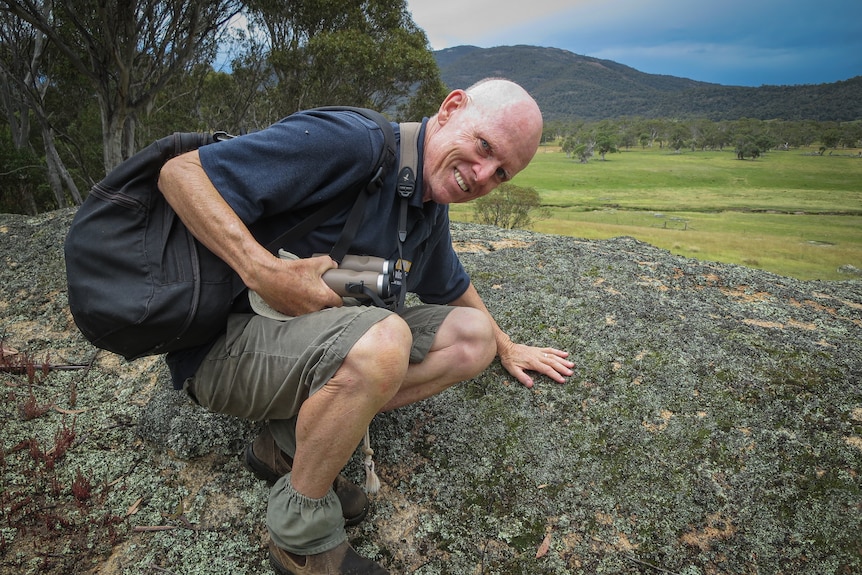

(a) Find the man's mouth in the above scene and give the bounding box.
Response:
[454,169,469,192]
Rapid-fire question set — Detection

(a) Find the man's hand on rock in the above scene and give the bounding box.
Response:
[499,342,574,388]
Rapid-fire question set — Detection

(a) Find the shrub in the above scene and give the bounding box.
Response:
[472,183,547,230]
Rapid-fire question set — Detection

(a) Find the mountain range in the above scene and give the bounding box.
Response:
[433,45,862,122]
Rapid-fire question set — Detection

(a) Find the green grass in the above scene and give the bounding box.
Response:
[450,146,862,280]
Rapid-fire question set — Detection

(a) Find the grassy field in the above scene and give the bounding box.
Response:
[449,146,862,280]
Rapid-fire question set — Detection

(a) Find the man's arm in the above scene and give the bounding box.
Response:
[158,150,343,317]
[449,282,574,388]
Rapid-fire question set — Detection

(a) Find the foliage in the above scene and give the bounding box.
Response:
[735,140,761,160]
[472,182,546,230]
[594,131,618,160]
[0,0,446,213]
[549,116,861,159]
[3,9,862,215]
[1,0,242,172]
[245,0,445,122]
[0,126,45,213]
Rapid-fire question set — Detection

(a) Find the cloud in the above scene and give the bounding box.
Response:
[405,0,579,49]
[405,0,862,86]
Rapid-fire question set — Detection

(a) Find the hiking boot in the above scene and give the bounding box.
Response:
[269,540,388,575]
[244,426,368,526]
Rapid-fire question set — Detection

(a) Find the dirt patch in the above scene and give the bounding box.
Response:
[452,239,534,253]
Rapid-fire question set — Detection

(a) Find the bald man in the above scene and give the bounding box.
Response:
[159,78,573,575]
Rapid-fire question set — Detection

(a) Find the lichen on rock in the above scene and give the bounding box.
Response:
[1,212,860,575]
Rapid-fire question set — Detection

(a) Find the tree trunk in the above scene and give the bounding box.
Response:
[17,183,38,215]
[33,104,83,207]
[100,105,125,174]
[43,130,83,207]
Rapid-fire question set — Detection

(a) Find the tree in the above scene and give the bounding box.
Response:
[396,75,448,123]
[668,121,689,153]
[594,131,618,160]
[701,121,731,150]
[473,183,547,230]
[820,128,841,151]
[843,122,862,149]
[561,135,577,158]
[735,139,760,160]
[0,126,43,213]
[638,133,650,149]
[246,0,445,120]
[0,7,81,208]
[561,136,592,163]
[1,0,242,172]
[640,118,665,149]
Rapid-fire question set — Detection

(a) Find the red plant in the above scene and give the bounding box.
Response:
[71,469,92,503]
[45,417,77,466]
[19,389,52,420]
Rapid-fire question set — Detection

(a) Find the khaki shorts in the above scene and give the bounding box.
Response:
[187,304,454,421]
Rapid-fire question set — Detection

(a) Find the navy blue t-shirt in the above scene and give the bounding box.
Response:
[166,109,470,387]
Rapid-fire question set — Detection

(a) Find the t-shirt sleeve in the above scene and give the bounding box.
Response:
[408,209,471,304]
[197,111,383,224]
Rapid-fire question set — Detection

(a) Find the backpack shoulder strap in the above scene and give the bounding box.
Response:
[311,106,396,187]
[398,123,421,181]
[396,122,421,240]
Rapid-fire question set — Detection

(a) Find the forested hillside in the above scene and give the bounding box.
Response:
[435,45,862,122]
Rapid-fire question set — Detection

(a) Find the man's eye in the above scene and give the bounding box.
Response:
[496,168,508,181]
[480,139,491,153]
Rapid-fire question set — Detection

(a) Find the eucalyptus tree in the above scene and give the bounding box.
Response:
[1,0,242,172]
[245,0,446,122]
[0,7,82,209]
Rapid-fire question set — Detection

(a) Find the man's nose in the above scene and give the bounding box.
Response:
[475,159,499,183]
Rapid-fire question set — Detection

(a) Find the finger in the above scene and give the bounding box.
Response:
[537,354,573,382]
[504,360,535,389]
[311,254,339,273]
[543,348,572,361]
[542,350,575,369]
[541,364,568,384]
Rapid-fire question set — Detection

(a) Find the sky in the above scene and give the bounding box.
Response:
[404,0,862,87]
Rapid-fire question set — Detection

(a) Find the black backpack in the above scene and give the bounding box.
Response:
[65,107,395,360]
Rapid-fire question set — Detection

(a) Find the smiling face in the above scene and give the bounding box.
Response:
[421,80,543,204]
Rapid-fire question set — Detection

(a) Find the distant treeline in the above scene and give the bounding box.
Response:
[542,117,862,162]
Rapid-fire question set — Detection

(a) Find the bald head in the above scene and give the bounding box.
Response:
[464,78,543,149]
[422,78,544,204]
[465,78,538,106]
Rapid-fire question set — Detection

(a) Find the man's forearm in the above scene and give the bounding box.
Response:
[158,150,274,293]
[157,151,342,316]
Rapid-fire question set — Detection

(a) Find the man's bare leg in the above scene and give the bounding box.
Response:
[289,306,494,497]
[289,314,412,499]
[382,306,496,412]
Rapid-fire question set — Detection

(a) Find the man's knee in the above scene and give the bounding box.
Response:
[444,307,496,371]
[343,314,412,398]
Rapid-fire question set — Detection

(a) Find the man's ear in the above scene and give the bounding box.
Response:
[437,89,468,126]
